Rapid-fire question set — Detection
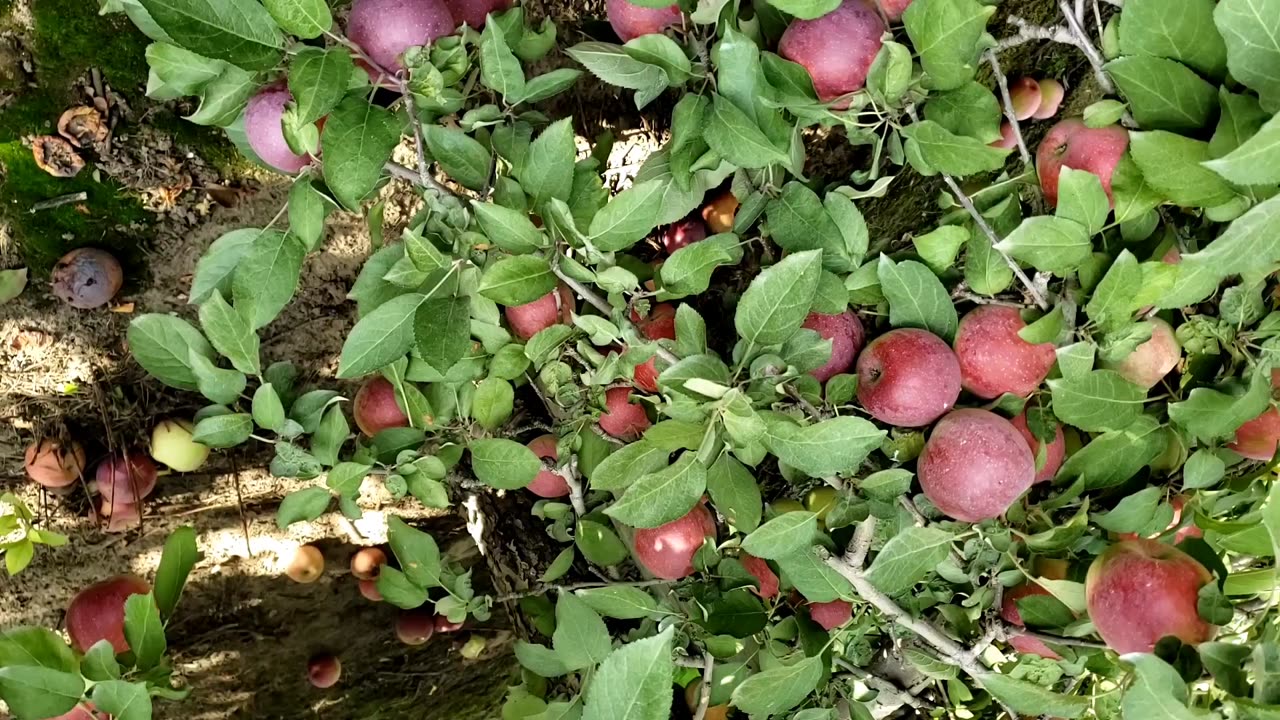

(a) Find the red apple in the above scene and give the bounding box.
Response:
[1034,79,1066,119]
[740,553,780,599]
[599,387,651,439]
[875,0,913,20]
[918,409,1036,522]
[801,310,865,383]
[526,434,571,498]
[244,84,312,174]
[1100,318,1180,390]
[953,306,1056,400]
[1085,539,1214,654]
[52,248,123,310]
[358,578,383,601]
[1010,410,1064,484]
[48,704,107,720]
[810,599,853,630]
[308,653,342,688]
[661,217,708,255]
[354,376,410,436]
[1000,582,1062,659]
[351,547,388,580]
[1037,118,1129,207]
[435,615,464,633]
[505,285,574,340]
[991,122,1018,150]
[25,438,86,489]
[347,0,457,73]
[396,610,436,645]
[606,0,682,42]
[66,575,152,653]
[1228,369,1280,460]
[633,505,715,579]
[856,329,961,427]
[631,303,677,393]
[95,450,157,505]
[443,0,511,28]
[779,0,885,105]
[98,498,142,534]
[1009,77,1042,121]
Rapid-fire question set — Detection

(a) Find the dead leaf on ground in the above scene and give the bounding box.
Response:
[32,136,85,178]
[58,106,109,148]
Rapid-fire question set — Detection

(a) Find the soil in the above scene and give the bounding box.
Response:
[0,0,1097,717]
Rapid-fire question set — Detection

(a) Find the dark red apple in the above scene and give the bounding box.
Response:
[347,0,457,72]
[526,434,571,498]
[633,505,715,579]
[918,409,1036,522]
[1085,539,1215,654]
[1010,410,1064,484]
[856,329,961,427]
[354,376,410,436]
[96,450,158,505]
[953,305,1056,400]
[66,575,152,653]
[1037,118,1129,207]
[801,310,865,383]
[599,387,651,439]
[779,0,885,104]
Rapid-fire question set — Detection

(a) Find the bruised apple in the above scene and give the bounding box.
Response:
[809,599,853,630]
[505,285,574,340]
[1010,411,1065,483]
[1085,539,1214,654]
[96,450,158,505]
[354,376,410,436]
[1001,582,1062,659]
[779,0,884,104]
[606,0,682,42]
[856,329,961,427]
[599,387,651,439]
[347,0,457,72]
[245,84,311,174]
[633,504,715,579]
[740,553,780,599]
[1100,318,1180,390]
[802,310,865,383]
[25,438,86,488]
[1037,118,1129,207]
[526,434,571,498]
[918,409,1036,522]
[66,575,151,653]
[52,248,123,309]
[954,306,1056,399]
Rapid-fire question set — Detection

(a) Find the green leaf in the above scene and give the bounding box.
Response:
[198,290,260,375]
[996,216,1092,275]
[865,527,954,595]
[980,674,1088,719]
[123,593,166,670]
[153,526,199,618]
[604,453,706,529]
[877,256,958,342]
[765,415,885,478]
[251,383,286,431]
[552,592,611,671]
[589,440,669,493]
[91,681,153,720]
[901,120,1009,177]
[575,586,661,619]
[288,48,352,125]
[1205,111,1280,186]
[1085,99,1129,128]
[183,63,254,126]
[565,42,667,105]
[0,666,84,720]
[518,119,576,209]
[1215,0,1280,111]
[387,516,442,588]
[515,641,570,678]
[1085,250,1141,332]
[914,226,969,274]
[924,81,1002,144]
[191,413,253,448]
[522,68,583,103]
[471,438,539,489]
[764,0,839,19]
[479,255,556,306]
[275,486,332,528]
[414,296,470,373]
[0,267,27,305]
[903,0,995,91]
[1092,486,1166,534]
[262,0,330,37]
[0,628,76,672]
[1118,0,1226,78]
[1161,193,1280,308]
[741,512,817,560]
[376,567,428,609]
[137,0,283,70]
[480,20,525,102]
[1105,56,1217,131]
[127,314,216,391]
[80,641,121,682]
[965,232,1013,295]
[189,228,264,305]
[231,228,307,329]
[735,250,822,347]
[322,97,402,210]
[188,350,244,405]
[338,293,424,378]
[623,34,691,82]
[660,233,743,298]
[576,519,629,566]
[704,93,790,170]
[766,183,847,273]
[706,454,761,532]
[1056,167,1110,236]
[581,627,673,720]
[424,126,491,191]
[731,657,824,716]
[775,547,854,602]
[1048,370,1147,432]
[1122,655,1198,720]
[1130,130,1237,208]
[1168,368,1271,442]
[144,42,225,95]
[472,377,514,430]
[590,179,665,251]
[473,201,545,254]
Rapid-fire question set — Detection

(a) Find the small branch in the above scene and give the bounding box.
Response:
[833,658,932,711]
[29,191,88,213]
[557,458,588,517]
[783,384,823,421]
[692,655,715,720]
[383,161,459,199]
[550,259,680,365]
[997,16,1081,51]
[985,50,1031,166]
[1058,0,1115,95]
[399,76,431,187]
[491,578,670,603]
[849,516,877,568]
[1012,628,1108,649]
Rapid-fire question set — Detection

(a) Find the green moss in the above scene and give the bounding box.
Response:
[148,110,247,176]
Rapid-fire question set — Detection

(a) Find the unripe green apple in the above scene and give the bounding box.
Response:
[151,418,209,472]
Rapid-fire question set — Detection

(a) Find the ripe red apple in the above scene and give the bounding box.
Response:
[606,0,682,42]
[1037,118,1129,207]
[1010,410,1064,484]
[1009,77,1042,121]
[809,599,853,630]
[354,376,410,436]
[98,498,141,534]
[661,217,708,255]
[1034,79,1066,119]
[48,704,106,720]
[702,192,739,234]
[435,615,464,633]
[96,450,158,505]
[505,285,574,340]
[351,547,388,580]
[631,302,677,393]
[396,609,436,645]
[991,122,1018,150]
[856,328,961,427]
[444,0,511,28]
[1229,370,1280,460]
[918,409,1036,522]
[633,504,715,579]
[1119,496,1203,543]
[66,575,152,653]
[287,545,325,584]
[308,653,342,688]
[779,0,885,104]
[526,434,571,498]
[25,438,86,489]
[954,306,1056,400]
[875,0,913,20]
[1000,582,1062,659]
[599,387,651,439]
[358,578,383,601]
[1085,539,1215,654]
[347,0,457,72]
[1100,318,1180,390]
[801,310,865,383]
[245,84,312,174]
[52,248,123,309]
[740,553,780,599]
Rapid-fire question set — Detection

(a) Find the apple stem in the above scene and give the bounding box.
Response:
[984,50,1031,166]
[691,654,714,720]
[551,258,681,365]
[399,75,432,189]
